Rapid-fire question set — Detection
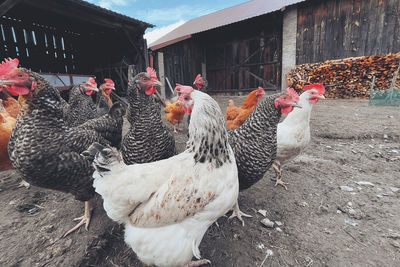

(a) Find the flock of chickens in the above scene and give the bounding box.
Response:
[0,57,325,267]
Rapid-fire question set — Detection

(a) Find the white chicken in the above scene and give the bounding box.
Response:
[273,84,325,189]
[87,85,238,267]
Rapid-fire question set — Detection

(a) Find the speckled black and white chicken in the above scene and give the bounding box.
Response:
[64,77,99,127]
[0,59,124,236]
[121,68,176,164]
[96,78,115,115]
[227,88,301,224]
[87,85,238,267]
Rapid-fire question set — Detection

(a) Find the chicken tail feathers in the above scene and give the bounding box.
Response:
[82,143,121,173]
[108,102,126,118]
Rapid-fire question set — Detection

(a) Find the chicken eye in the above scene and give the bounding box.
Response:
[18,73,23,78]
[184,96,189,101]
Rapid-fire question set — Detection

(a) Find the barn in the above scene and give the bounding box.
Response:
[149,0,400,97]
[0,0,152,94]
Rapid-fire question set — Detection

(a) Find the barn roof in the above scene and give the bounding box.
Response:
[0,0,153,30]
[149,0,306,50]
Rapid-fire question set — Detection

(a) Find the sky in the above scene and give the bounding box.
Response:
[85,0,250,45]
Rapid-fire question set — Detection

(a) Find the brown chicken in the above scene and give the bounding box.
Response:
[226,87,265,129]
[165,99,185,133]
[0,99,16,170]
[0,91,20,118]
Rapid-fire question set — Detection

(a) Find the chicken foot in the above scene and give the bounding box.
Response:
[173,124,183,133]
[228,201,252,226]
[272,161,289,190]
[63,200,92,237]
[18,180,30,189]
[184,259,211,267]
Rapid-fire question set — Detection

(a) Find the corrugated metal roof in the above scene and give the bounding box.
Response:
[149,0,306,50]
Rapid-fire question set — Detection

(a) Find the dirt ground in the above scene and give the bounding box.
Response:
[0,95,399,267]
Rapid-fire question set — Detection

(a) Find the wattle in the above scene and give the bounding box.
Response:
[10,86,30,96]
[145,87,156,95]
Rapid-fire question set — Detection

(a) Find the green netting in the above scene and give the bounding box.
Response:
[369,89,400,106]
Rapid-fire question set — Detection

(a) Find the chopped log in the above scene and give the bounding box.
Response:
[287,52,400,99]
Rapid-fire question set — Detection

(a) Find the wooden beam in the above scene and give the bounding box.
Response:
[0,0,24,16]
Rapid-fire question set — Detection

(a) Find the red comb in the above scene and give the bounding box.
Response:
[195,74,202,82]
[104,78,114,87]
[176,83,194,94]
[88,77,97,87]
[286,87,299,102]
[304,83,325,95]
[0,58,19,78]
[258,87,265,94]
[146,67,158,81]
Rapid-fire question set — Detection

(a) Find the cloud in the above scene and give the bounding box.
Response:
[90,0,132,10]
[138,5,218,24]
[144,20,186,45]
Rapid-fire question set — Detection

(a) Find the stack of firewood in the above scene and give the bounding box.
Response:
[287,52,400,99]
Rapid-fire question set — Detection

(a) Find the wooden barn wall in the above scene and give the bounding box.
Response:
[154,38,203,97]
[204,13,282,93]
[0,5,146,95]
[155,12,282,95]
[296,0,400,64]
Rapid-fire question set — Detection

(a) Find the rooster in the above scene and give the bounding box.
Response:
[273,84,326,189]
[121,67,176,164]
[227,88,301,224]
[0,58,125,236]
[64,77,99,127]
[226,87,265,130]
[96,78,115,115]
[86,85,238,267]
[193,74,207,91]
[165,99,185,133]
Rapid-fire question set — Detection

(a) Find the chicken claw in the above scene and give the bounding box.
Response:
[18,180,30,189]
[63,201,91,237]
[228,202,252,226]
[184,259,211,267]
[275,178,289,190]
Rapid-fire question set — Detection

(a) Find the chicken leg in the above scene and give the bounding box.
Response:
[184,259,211,267]
[272,161,289,190]
[228,201,252,226]
[63,200,91,237]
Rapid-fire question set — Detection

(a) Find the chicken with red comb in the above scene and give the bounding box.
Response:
[121,68,176,165]
[0,58,125,236]
[273,84,325,189]
[96,78,116,115]
[64,77,99,126]
[227,88,301,224]
[226,87,265,130]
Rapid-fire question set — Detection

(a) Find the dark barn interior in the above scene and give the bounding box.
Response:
[0,0,152,94]
[152,12,283,96]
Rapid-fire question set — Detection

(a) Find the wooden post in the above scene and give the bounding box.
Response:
[201,62,206,78]
[281,7,298,90]
[128,65,135,83]
[157,52,166,98]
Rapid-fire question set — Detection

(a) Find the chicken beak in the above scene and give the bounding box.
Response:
[92,87,99,92]
[292,102,302,108]
[0,79,12,87]
[317,95,326,99]
[112,86,116,90]
[153,80,162,87]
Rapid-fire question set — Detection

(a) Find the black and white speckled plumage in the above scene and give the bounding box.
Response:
[64,84,98,127]
[8,69,123,201]
[228,93,283,191]
[121,74,176,164]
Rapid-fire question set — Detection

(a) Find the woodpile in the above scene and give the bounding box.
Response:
[287,52,400,99]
